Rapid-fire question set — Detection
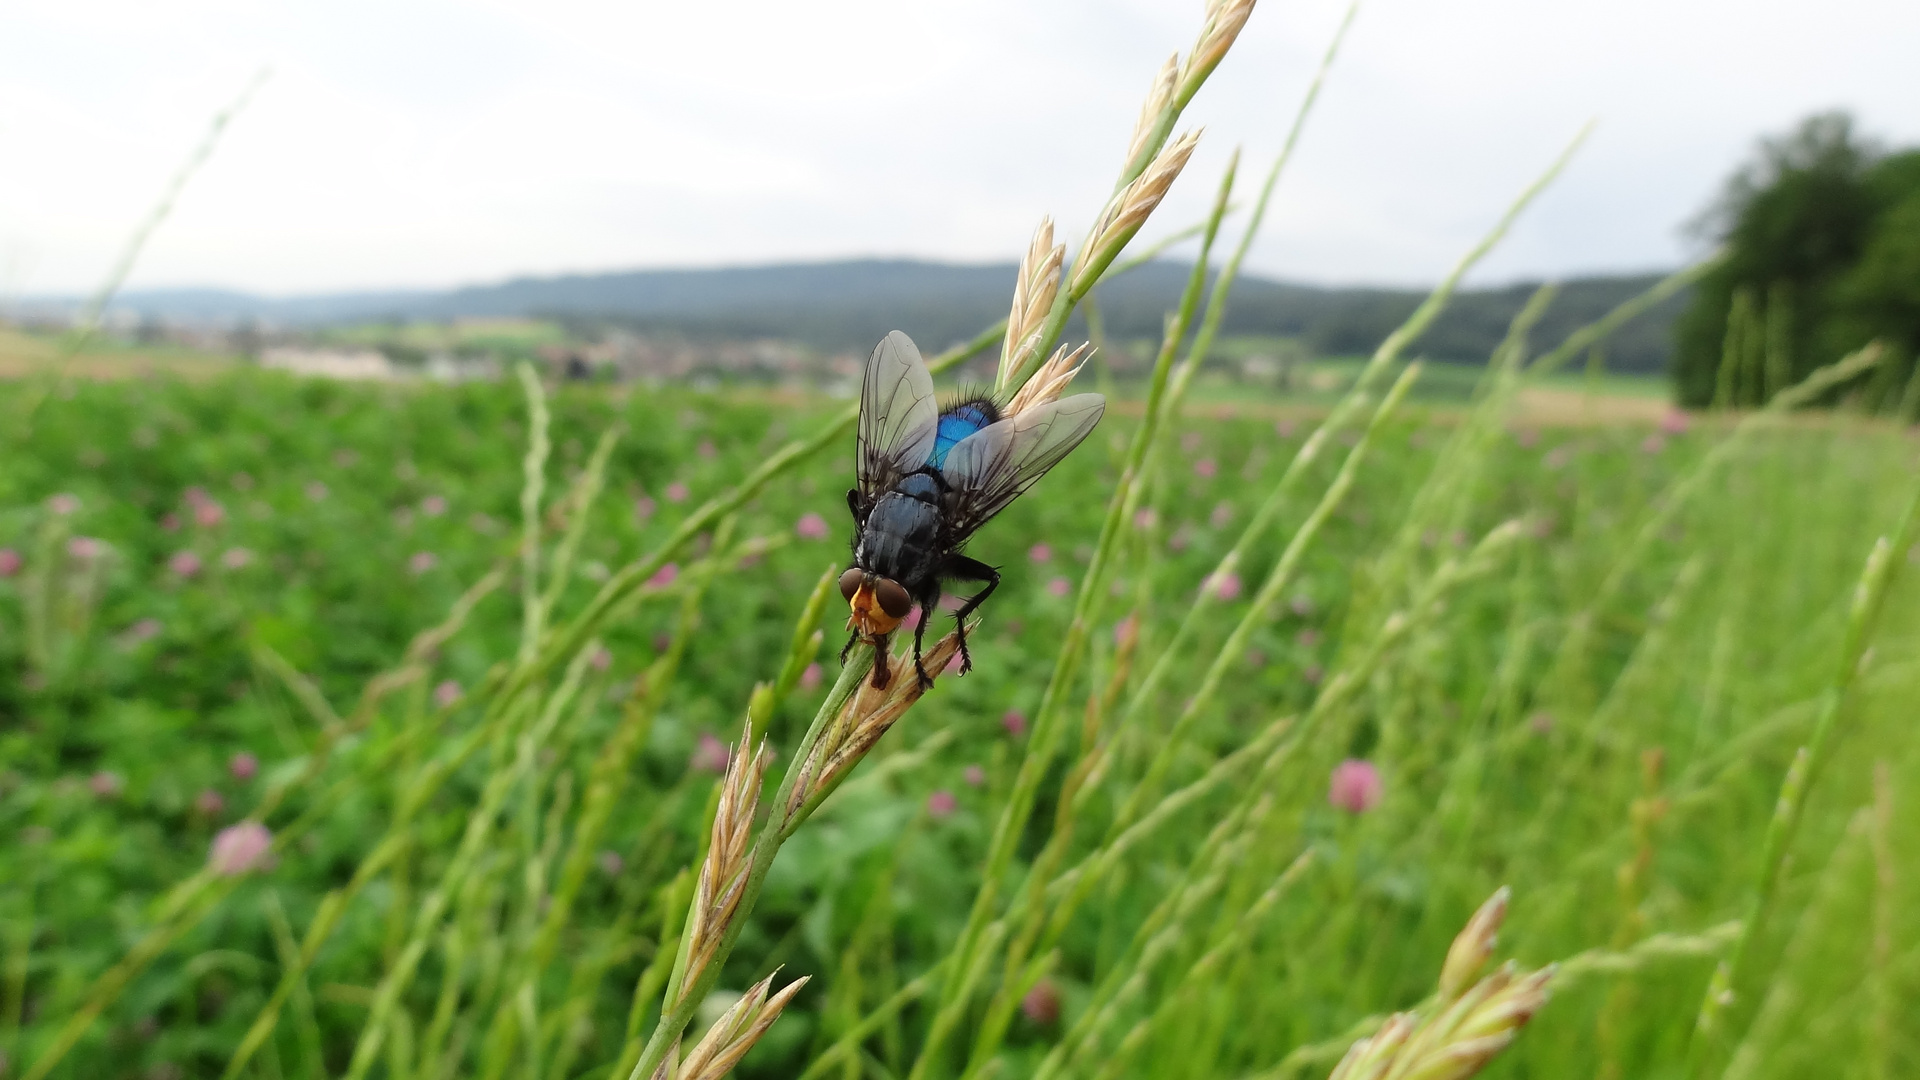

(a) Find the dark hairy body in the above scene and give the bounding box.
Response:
[841,467,1000,689]
[837,331,1104,692]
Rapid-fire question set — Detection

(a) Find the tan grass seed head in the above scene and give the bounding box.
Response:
[1000,218,1065,390]
[1328,889,1553,1080]
[683,731,769,992]
[658,970,810,1080]
[1439,886,1509,1003]
[1070,130,1202,295]
[1181,0,1257,96]
[784,629,969,830]
[1006,342,1094,416]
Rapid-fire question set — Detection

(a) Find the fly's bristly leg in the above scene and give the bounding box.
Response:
[869,632,893,690]
[942,555,1000,676]
[840,629,860,665]
[910,582,941,691]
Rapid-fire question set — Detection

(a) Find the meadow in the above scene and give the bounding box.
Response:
[6,3,1920,1078]
[3,315,1918,1080]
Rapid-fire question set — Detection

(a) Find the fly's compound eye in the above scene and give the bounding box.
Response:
[838,568,865,602]
[874,578,912,619]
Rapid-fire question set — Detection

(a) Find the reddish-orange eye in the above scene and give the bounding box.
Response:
[839,568,864,602]
[874,578,912,618]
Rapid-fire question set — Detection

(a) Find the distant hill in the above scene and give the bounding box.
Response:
[62,259,1687,372]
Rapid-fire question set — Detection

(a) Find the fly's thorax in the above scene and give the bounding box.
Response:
[858,488,942,583]
[894,472,944,503]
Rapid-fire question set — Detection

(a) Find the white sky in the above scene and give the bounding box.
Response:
[4,0,1917,296]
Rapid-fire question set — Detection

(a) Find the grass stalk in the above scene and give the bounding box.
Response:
[14,71,266,436]
[1115,127,1587,788]
[908,145,1239,1080]
[1688,478,1920,1072]
[1088,850,1318,1080]
[626,652,875,1080]
[1868,761,1898,1080]
[340,641,601,1080]
[516,362,553,666]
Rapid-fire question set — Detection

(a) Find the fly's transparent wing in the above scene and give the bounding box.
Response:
[940,394,1106,532]
[857,331,939,498]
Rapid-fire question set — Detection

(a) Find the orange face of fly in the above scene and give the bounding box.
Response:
[840,567,912,638]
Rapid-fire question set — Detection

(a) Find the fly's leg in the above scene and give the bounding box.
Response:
[941,555,1000,676]
[869,632,893,690]
[847,628,892,689]
[901,582,936,690]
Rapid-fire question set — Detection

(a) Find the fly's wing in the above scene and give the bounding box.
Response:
[940,394,1106,532]
[857,331,939,499]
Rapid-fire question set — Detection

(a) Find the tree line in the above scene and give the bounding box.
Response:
[1675,112,1920,412]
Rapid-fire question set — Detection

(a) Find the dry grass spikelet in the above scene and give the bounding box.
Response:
[1439,886,1509,1002]
[999,219,1066,391]
[654,971,810,1080]
[1006,342,1094,416]
[1182,0,1257,96]
[1122,53,1180,176]
[783,628,969,830]
[683,732,769,992]
[1071,131,1202,296]
[1329,887,1553,1080]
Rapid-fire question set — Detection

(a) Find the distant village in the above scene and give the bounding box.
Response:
[1,308,865,386]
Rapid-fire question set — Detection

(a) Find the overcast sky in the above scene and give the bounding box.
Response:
[4,0,1917,297]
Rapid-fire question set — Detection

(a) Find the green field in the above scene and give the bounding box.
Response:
[1,345,1916,1080]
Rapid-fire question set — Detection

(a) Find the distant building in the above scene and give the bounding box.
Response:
[425,353,502,382]
[260,347,394,380]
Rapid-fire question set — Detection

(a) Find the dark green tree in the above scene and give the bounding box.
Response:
[1673,112,1920,410]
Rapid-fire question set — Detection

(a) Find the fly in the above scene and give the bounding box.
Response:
[840,330,1106,689]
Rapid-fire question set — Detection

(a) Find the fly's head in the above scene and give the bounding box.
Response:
[840,567,912,639]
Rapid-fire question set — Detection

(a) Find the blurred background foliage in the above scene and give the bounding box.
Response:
[1675,111,1920,411]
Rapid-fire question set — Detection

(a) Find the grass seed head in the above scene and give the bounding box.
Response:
[1439,886,1509,1002]
[1000,218,1065,390]
[1006,342,1094,416]
[1071,130,1202,295]
[1330,890,1552,1080]
[1123,53,1180,174]
[661,970,809,1080]
[1181,0,1256,99]
[684,731,769,992]
[784,629,968,829]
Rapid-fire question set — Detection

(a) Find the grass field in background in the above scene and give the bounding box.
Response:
[1,362,1916,1080]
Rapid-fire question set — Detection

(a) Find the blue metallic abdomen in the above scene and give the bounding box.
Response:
[929,401,998,469]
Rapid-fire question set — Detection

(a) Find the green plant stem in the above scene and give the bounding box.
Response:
[15,71,267,438]
[1166,0,1358,405]
[794,964,946,1080]
[1120,360,1420,822]
[911,151,1238,1080]
[1688,479,1920,1073]
[1000,0,1248,398]
[1114,126,1584,788]
[341,643,600,1080]
[1241,921,1743,1080]
[605,871,693,1080]
[24,557,509,1080]
[626,651,875,1080]
[1553,342,1887,689]
[1087,851,1318,1080]
[516,362,553,666]
[219,836,411,1079]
